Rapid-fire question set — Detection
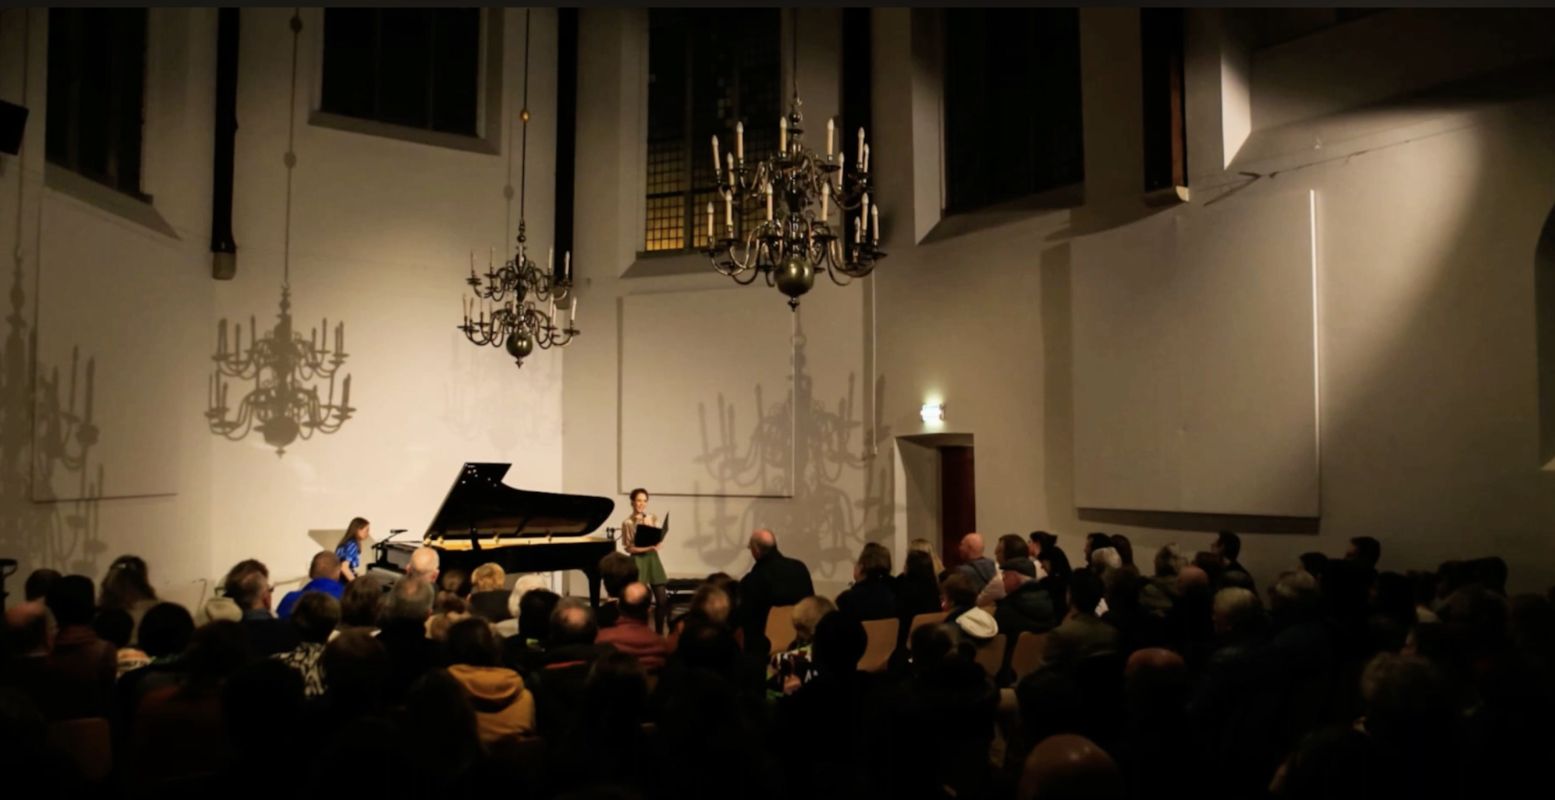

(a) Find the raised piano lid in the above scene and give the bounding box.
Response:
[425,463,616,539]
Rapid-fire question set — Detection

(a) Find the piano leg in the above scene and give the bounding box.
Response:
[582,564,602,608]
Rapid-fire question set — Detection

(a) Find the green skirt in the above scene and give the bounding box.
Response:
[634,550,667,586]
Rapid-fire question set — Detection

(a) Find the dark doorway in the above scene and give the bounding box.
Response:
[939,445,976,567]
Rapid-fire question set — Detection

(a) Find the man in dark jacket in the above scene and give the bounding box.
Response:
[836,542,898,621]
[994,558,1057,637]
[738,528,815,658]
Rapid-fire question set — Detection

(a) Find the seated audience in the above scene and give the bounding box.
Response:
[94,606,150,677]
[43,574,116,720]
[99,555,159,638]
[835,542,898,620]
[273,591,340,696]
[738,528,814,658]
[896,549,944,622]
[941,572,981,624]
[467,562,512,621]
[767,594,836,694]
[909,537,947,578]
[227,564,297,656]
[596,551,640,628]
[1042,570,1119,668]
[446,617,535,743]
[996,557,1058,638]
[24,568,61,602]
[377,575,444,703]
[595,582,669,672]
[276,550,345,619]
[1017,734,1125,800]
[954,532,998,591]
[336,572,385,637]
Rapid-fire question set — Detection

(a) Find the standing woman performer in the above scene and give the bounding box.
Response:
[621,488,669,633]
[335,517,371,582]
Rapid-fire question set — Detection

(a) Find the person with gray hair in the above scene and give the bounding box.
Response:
[376,575,442,703]
[406,546,440,585]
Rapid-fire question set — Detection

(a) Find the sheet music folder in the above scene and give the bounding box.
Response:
[633,512,669,548]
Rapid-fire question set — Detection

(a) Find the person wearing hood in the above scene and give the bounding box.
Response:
[446,616,536,744]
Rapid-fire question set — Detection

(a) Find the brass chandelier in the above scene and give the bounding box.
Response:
[705,11,884,310]
[459,9,576,367]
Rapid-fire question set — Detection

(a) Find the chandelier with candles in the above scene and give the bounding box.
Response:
[704,19,884,310]
[459,9,577,367]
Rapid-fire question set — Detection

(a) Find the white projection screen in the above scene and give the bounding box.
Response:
[1071,188,1319,517]
[619,287,795,497]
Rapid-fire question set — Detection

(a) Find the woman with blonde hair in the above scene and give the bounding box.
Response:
[908,538,946,579]
[468,562,512,622]
[766,595,837,696]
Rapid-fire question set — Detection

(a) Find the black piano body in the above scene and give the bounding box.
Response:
[372,463,617,606]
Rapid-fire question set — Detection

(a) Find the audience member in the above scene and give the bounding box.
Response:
[99,555,159,637]
[274,591,340,696]
[895,549,943,622]
[1042,570,1118,668]
[954,532,998,591]
[23,568,61,602]
[1346,536,1382,570]
[909,537,947,578]
[836,542,897,620]
[737,529,814,658]
[337,572,384,636]
[446,616,536,743]
[94,606,150,676]
[276,551,345,619]
[377,575,443,703]
[596,582,669,672]
[43,574,116,720]
[467,562,512,622]
[227,564,297,656]
[596,551,640,627]
[1018,734,1125,800]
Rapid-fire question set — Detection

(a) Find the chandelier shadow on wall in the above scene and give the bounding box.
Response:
[460,8,577,368]
[206,12,354,457]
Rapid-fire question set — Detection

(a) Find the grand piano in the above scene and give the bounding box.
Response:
[372,463,618,606]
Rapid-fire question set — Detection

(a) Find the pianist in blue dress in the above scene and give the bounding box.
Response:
[621,487,669,633]
[334,517,371,582]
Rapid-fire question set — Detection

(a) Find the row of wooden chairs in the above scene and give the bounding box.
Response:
[765,606,1049,681]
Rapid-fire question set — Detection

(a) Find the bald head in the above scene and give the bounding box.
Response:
[1125,648,1188,709]
[1018,734,1124,800]
[1176,565,1210,594]
[620,581,652,622]
[749,529,777,559]
[1125,647,1185,680]
[959,532,985,561]
[407,546,440,583]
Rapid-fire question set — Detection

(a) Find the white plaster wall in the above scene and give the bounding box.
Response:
[0,8,566,596]
[866,7,1555,594]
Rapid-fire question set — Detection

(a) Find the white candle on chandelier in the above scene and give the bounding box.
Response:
[872,205,880,245]
[765,182,773,221]
[548,297,555,323]
[821,181,829,220]
[779,116,788,153]
[725,191,733,232]
[548,246,554,271]
[856,214,863,244]
[857,127,865,168]
[571,297,578,325]
[564,251,572,283]
[706,201,715,241]
[826,118,834,157]
[736,121,744,161]
[711,135,721,182]
[863,143,870,174]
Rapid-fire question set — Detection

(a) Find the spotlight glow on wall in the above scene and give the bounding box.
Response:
[920,402,945,423]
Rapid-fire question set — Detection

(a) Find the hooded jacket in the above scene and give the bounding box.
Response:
[447,664,536,744]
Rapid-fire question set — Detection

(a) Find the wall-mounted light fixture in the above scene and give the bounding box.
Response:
[920,402,945,423]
